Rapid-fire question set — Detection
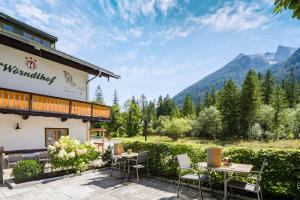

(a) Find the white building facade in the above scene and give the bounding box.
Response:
[0,12,119,152]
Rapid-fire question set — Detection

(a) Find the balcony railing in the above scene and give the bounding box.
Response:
[0,88,111,121]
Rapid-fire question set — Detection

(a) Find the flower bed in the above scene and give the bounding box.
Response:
[122,140,300,200]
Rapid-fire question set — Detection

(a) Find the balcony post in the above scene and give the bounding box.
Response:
[69,100,72,115]
[29,93,32,111]
[91,104,94,117]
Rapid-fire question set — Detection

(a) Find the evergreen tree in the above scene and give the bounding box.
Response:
[95,85,104,104]
[271,86,287,138]
[125,98,142,137]
[210,85,217,106]
[240,70,262,138]
[285,68,298,107]
[204,91,212,108]
[156,95,164,117]
[218,79,240,138]
[181,95,196,117]
[156,95,179,117]
[107,104,124,136]
[112,89,119,105]
[195,97,203,116]
[143,100,156,141]
[262,70,275,105]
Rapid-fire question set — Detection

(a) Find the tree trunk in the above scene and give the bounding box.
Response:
[143,121,148,141]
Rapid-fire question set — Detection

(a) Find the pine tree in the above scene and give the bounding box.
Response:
[204,91,212,108]
[262,70,275,105]
[271,86,287,138]
[195,97,203,116]
[107,104,124,136]
[95,85,104,104]
[125,98,142,137]
[240,70,262,138]
[285,68,298,107]
[156,95,164,117]
[112,89,119,105]
[181,95,196,117]
[210,85,217,106]
[218,79,240,139]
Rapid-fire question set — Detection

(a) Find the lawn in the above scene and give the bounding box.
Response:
[113,136,300,149]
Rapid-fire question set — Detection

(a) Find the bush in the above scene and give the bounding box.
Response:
[12,160,43,182]
[48,136,99,172]
[162,118,192,141]
[122,140,300,199]
[192,106,222,139]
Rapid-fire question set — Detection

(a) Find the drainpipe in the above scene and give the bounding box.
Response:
[86,71,102,101]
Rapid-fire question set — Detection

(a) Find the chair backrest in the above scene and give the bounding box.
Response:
[176,154,191,170]
[137,151,149,164]
[255,159,268,187]
[39,151,49,159]
[8,154,22,163]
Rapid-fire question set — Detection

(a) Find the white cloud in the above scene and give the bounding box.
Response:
[158,0,176,16]
[129,27,144,38]
[156,26,193,41]
[118,51,137,61]
[98,0,116,17]
[15,3,51,24]
[193,1,269,31]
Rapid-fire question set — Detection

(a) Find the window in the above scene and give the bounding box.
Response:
[45,128,69,146]
[23,32,32,41]
[42,40,50,48]
[3,24,13,32]
[33,36,42,44]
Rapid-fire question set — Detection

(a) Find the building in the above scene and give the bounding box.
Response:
[0,12,120,153]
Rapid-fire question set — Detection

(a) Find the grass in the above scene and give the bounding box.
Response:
[113,136,300,149]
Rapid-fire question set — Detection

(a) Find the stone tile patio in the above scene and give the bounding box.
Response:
[0,170,218,200]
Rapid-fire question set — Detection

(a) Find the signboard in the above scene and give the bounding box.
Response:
[0,44,87,101]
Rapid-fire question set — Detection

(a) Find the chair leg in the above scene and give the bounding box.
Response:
[257,191,261,200]
[177,178,181,198]
[110,162,113,177]
[136,168,139,183]
[147,162,150,180]
[199,181,203,200]
[260,190,263,200]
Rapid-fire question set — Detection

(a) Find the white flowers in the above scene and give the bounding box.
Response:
[48,145,55,152]
[68,152,75,158]
[58,148,67,158]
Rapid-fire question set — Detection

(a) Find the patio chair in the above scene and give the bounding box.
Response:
[38,151,50,165]
[226,159,268,200]
[128,151,150,183]
[110,144,124,179]
[7,154,22,168]
[176,154,210,200]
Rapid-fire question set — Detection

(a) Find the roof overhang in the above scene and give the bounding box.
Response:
[0,30,121,79]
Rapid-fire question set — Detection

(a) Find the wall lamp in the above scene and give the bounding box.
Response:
[15,123,21,133]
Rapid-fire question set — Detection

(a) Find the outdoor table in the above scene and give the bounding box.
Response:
[198,162,253,200]
[113,152,138,180]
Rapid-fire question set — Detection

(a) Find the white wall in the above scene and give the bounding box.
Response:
[0,114,89,151]
[0,44,89,101]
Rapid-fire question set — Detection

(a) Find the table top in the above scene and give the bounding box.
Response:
[113,152,138,159]
[197,162,253,173]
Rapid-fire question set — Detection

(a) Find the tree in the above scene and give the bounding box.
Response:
[95,85,104,104]
[271,86,287,138]
[181,95,196,117]
[112,89,119,105]
[262,70,275,105]
[162,118,192,141]
[125,98,142,137]
[285,68,298,107]
[240,70,262,138]
[274,0,300,19]
[210,86,217,106]
[139,95,156,141]
[192,106,222,139]
[107,104,124,137]
[156,95,179,117]
[218,79,240,139]
[195,97,204,116]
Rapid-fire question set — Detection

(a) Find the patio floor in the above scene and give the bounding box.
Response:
[0,169,219,200]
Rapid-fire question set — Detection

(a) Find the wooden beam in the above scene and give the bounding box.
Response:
[22,115,29,120]
[82,119,89,123]
[0,146,4,184]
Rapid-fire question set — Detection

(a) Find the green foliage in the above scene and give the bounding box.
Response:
[48,136,99,172]
[274,0,300,19]
[101,145,113,163]
[193,106,222,139]
[157,95,180,118]
[125,99,142,137]
[181,95,196,117]
[218,79,240,138]
[107,104,125,137]
[195,97,204,116]
[94,85,104,104]
[285,68,298,107]
[12,160,43,182]
[162,117,193,141]
[122,140,300,199]
[113,89,119,105]
[262,70,275,105]
[257,104,275,132]
[240,69,262,137]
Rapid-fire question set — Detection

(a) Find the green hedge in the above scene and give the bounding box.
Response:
[122,141,300,199]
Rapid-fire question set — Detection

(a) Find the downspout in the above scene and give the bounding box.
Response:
[86,71,102,101]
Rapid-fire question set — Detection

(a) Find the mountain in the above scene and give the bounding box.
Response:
[173,45,297,107]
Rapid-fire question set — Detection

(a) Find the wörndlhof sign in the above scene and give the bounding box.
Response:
[0,44,87,101]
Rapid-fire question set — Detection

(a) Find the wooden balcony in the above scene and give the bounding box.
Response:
[0,88,111,121]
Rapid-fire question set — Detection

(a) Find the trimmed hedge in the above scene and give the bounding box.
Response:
[122,141,300,199]
[12,160,43,183]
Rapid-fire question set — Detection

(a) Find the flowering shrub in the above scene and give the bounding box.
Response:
[48,136,99,172]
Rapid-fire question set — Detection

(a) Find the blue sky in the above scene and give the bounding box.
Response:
[1,0,300,106]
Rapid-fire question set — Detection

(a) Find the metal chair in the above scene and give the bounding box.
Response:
[176,154,210,200]
[38,151,50,165]
[110,144,124,179]
[128,151,150,183]
[226,159,268,200]
[7,154,22,168]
